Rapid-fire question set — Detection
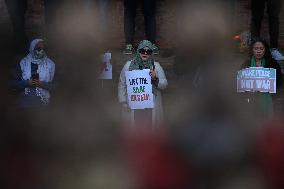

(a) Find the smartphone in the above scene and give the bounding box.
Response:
[32,73,39,80]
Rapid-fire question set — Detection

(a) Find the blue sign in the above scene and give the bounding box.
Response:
[237,67,276,93]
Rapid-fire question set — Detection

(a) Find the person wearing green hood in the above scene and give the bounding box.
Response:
[241,37,282,118]
[118,40,168,126]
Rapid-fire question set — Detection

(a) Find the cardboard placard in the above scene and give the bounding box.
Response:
[125,69,154,109]
[99,52,112,80]
[237,67,276,93]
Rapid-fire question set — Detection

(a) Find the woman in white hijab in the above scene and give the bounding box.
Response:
[15,39,55,108]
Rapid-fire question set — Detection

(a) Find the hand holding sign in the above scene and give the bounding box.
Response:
[122,103,131,112]
[150,69,157,79]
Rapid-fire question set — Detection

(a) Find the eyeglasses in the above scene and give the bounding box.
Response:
[139,49,153,55]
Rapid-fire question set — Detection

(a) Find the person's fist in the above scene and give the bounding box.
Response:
[28,80,35,86]
[150,69,157,79]
[32,79,43,87]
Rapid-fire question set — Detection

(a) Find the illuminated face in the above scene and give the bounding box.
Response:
[252,42,265,60]
[139,47,152,61]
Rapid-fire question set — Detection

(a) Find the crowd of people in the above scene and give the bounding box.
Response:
[6,0,283,116]
[2,1,284,189]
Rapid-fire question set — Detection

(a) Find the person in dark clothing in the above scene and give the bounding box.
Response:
[43,0,58,37]
[123,0,158,55]
[5,0,28,53]
[5,0,60,53]
[250,0,284,60]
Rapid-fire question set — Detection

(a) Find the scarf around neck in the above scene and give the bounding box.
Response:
[129,54,154,71]
[250,56,266,67]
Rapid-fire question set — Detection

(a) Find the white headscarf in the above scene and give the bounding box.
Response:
[20,38,55,104]
[29,38,44,53]
[20,38,55,82]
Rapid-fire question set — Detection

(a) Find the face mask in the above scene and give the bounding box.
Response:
[34,49,46,59]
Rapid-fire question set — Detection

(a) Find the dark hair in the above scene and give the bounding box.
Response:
[249,37,273,68]
[247,37,282,88]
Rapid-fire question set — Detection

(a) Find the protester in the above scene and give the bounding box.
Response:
[241,37,282,118]
[251,0,284,60]
[123,0,158,55]
[118,40,167,126]
[15,39,55,108]
[5,0,28,53]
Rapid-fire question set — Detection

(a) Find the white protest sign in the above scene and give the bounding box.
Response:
[99,52,112,80]
[125,69,154,109]
[237,67,276,93]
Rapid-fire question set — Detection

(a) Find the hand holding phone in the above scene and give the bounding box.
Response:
[32,73,39,80]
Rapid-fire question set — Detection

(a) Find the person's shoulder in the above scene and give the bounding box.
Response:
[154,61,164,69]
[20,54,29,62]
[154,61,161,66]
[123,61,131,69]
[19,55,31,67]
[119,61,131,74]
[267,58,279,68]
[46,57,55,66]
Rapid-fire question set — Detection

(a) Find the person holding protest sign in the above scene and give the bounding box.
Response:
[118,40,167,127]
[241,37,281,118]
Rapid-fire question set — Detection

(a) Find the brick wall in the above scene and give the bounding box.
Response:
[1,0,284,48]
[234,0,284,48]
[23,0,177,48]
